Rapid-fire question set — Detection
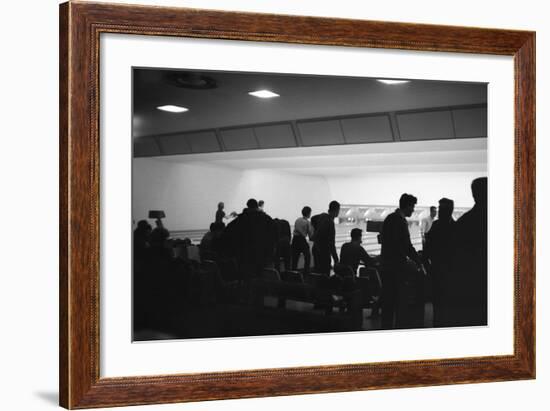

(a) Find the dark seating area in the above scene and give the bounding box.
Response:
[133,252,382,340]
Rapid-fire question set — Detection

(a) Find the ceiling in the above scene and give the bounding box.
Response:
[133,68,487,138]
[154,138,487,177]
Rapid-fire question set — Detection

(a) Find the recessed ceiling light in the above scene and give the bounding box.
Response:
[156,105,189,113]
[248,89,280,98]
[377,79,410,85]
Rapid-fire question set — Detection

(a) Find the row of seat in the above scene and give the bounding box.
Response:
[255,266,381,317]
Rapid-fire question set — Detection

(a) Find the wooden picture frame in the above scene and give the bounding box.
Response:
[59,1,535,408]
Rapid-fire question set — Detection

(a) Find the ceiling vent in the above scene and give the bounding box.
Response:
[164,72,218,90]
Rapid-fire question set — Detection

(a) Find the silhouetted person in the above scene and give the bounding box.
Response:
[274,218,291,272]
[215,202,226,224]
[312,201,340,275]
[258,200,265,212]
[424,198,456,327]
[134,220,152,260]
[145,227,173,268]
[135,227,174,331]
[340,228,374,274]
[380,193,425,329]
[200,222,225,260]
[420,206,437,245]
[446,177,488,326]
[222,198,276,283]
[291,206,314,274]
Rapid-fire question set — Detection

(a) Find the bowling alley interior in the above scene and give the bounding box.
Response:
[132,68,488,341]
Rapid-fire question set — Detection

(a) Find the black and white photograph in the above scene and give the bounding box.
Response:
[132,68,488,341]
[2,0,544,410]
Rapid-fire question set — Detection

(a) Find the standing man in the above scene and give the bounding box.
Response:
[380,193,425,329]
[274,218,292,272]
[447,177,488,326]
[215,201,236,224]
[215,202,226,224]
[222,199,276,290]
[311,201,340,275]
[420,206,437,245]
[424,198,456,327]
[291,206,314,274]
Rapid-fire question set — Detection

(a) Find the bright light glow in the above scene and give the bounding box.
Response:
[156,105,189,113]
[377,79,410,85]
[248,89,280,98]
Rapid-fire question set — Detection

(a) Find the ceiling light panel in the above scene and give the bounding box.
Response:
[376,79,410,85]
[156,105,189,113]
[248,89,280,98]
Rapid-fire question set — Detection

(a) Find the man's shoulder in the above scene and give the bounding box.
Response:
[261,212,274,223]
[456,207,480,227]
[430,219,441,228]
[384,211,401,223]
[312,212,329,224]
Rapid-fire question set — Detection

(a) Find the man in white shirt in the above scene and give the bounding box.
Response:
[420,206,437,245]
[291,206,314,274]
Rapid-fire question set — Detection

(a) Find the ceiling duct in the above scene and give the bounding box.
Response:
[164,72,218,90]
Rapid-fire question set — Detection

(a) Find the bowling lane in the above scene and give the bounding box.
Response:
[171,221,423,256]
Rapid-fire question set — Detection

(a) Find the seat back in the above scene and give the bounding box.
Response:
[201,259,219,274]
[359,267,382,294]
[261,267,281,282]
[334,263,355,278]
[186,245,201,263]
[281,270,304,284]
[303,272,327,287]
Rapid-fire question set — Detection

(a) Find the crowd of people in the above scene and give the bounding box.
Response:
[133,177,487,332]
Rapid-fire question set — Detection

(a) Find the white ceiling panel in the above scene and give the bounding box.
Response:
[158,133,192,155]
[220,127,258,151]
[186,131,221,153]
[452,106,488,138]
[156,138,487,178]
[340,115,394,144]
[133,137,161,157]
[298,119,345,146]
[397,110,455,141]
[254,124,297,149]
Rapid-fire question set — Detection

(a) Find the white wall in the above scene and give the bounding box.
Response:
[133,161,483,231]
[133,158,331,229]
[234,168,331,222]
[327,171,487,209]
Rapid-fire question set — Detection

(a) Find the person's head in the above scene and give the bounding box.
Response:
[301,206,312,218]
[149,227,170,247]
[350,228,363,243]
[438,198,454,220]
[399,193,418,217]
[430,206,437,218]
[217,201,224,210]
[471,177,488,207]
[209,222,216,232]
[246,198,259,210]
[258,200,264,209]
[136,220,152,233]
[328,200,341,218]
